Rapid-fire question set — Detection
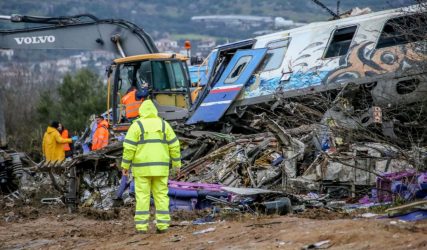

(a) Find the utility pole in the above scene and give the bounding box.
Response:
[311,0,340,19]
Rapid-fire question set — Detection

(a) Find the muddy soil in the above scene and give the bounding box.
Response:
[0,205,426,250]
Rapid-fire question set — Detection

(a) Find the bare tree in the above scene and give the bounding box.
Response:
[0,62,60,155]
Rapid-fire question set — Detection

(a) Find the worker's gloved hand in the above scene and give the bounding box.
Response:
[122,169,129,176]
[71,136,79,142]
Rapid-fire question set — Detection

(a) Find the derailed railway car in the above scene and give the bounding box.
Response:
[2,4,426,210]
[189,4,427,140]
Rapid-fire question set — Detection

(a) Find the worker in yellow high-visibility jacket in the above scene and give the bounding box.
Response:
[121,100,181,234]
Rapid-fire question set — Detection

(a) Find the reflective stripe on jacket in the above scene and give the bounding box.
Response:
[121,90,143,119]
[92,120,109,150]
[121,100,181,177]
[61,129,71,151]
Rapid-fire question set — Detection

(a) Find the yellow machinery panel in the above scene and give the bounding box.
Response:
[155,94,188,108]
[176,94,188,108]
[155,94,176,106]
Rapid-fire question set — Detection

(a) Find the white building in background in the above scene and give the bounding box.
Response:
[191,15,304,31]
[70,55,83,69]
[197,39,216,56]
[155,39,180,53]
[56,58,73,73]
[0,49,14,60]
[88,50,115,61]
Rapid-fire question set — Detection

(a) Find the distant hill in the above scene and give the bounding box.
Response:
[0,0,415,40]
[0,0,415,62]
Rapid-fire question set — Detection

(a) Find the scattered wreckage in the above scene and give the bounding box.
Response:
[2,4,427,219]
[2,106,426,218]
[0,149,25,195]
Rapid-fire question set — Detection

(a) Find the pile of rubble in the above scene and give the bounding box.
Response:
[173,97,427,216]
[2,94,427,220]
[178,120,426,196]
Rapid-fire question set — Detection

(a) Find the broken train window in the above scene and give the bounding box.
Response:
[224,55,252,84]
[376,15,427,49]
[324,26,357,58]
[260,38,290,71]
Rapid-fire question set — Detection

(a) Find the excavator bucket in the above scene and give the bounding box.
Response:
[186,48,267,124]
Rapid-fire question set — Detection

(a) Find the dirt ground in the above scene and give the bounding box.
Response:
[0,205,426,250]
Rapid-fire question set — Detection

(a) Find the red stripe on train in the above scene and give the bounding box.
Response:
[210,87,242,94]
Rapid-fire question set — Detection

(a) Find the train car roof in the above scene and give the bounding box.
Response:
[255,4,423,40]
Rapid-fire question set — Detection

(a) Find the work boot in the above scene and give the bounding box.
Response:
[136,230,148,234]
[156,228,168,234]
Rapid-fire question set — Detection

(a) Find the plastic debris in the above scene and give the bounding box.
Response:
[360,213,378,218]
[193,227,216,235]
[301,240,331,249]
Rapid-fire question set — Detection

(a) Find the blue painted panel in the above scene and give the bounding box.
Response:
[188,65,208,86]
[186,48,267,124]
[200,50,218,86]
[241,71,330,99]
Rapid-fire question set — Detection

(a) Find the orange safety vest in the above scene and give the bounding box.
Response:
[92,120,109,151]
[121,90,143,119]
[61,129,71,151]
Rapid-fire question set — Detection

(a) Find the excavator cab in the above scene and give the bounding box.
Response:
[109,53,192,132]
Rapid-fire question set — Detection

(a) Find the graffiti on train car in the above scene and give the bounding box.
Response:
[326,42,425,83]
[242,41,426,99]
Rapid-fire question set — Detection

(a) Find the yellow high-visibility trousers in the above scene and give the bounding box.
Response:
[134,176,170,232]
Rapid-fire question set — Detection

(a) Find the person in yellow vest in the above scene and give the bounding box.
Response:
[121,100,181,234]
[42,121,76,162]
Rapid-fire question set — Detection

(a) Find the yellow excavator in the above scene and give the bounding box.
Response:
[0,13,200,209]
[0,13,193,136]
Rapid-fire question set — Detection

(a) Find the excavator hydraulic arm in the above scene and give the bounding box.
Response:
[0,14,158,57]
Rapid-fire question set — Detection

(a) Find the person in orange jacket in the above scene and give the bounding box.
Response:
[92,115,109,151]
[58,123,72,158]
[121,82,150,121]
[121,86,143,120]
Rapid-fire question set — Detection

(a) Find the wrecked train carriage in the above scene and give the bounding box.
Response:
[189,4,427,139]
[18,5,427,209]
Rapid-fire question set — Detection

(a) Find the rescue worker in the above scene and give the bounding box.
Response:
[121,100,181,234]
[58,123,72,158]
[121,82,149,121]
[121,86,143,120]
[42,121,75,162]
[91,115,109,151]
